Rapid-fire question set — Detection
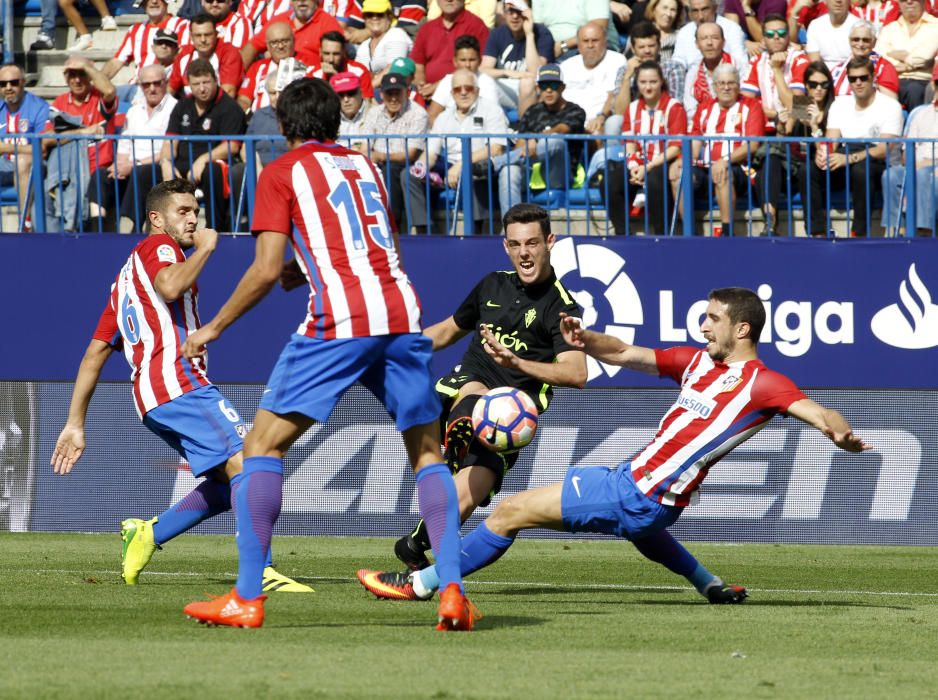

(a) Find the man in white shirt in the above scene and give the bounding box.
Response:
[673,0,749,69]
[806,0,860,70]
[404,68,508,232]
[814,57,903,236]
[427,34,500,126]
[683,22,751,120]
[560,22,626,135]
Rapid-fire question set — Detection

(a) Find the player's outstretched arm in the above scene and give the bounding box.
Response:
[480,326,587,388]
[182,231,287,359]
[786,398,872,453]
[559,312,659,375]
[153,228,218,302]
[51,339,114,475]
[424,316,470,351]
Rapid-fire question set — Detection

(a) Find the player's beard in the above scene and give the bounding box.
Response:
[165,222,195,250]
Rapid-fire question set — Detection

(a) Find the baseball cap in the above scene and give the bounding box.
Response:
[388,56,416,78]
[153,29,179,46]
[381,72,407,92]
[537,63,562,84]
[362,0,392,12]
[504,0,529,10]
[330,71,361,93]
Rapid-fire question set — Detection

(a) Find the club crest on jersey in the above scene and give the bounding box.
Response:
[524,308,536,328]
[202,118,211,131]
[720,374,743,393]
[675,388,716,419]
[157,244,177,263]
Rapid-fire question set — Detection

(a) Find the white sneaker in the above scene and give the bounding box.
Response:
[100,15,117,30]
[69,34,93,51]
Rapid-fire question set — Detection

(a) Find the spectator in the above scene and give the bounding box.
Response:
[403,68,507,233]
[387,56,426,105]
[309,31,375,98]
[238,22,304,111]
[160,60,246,230]
[169,14,244,98]
[613,22,686,128]
[361,72,428,226]
[0,63,49,223]
[560,22,626,135]
[882,64,938,234]
[351,0,414,90]
[428,35,499,124]
[43,56,118,232]
[152,29,183,80]
[240,71,291,173]
[410,0,490,102]
[673,0,748,68]
[850,0,900,33]
[685,63,766,236]
[491,63,586,216]
[242,0,343,70]
[344,0,427,43]
[532,0,614,61]
[817,56,902,235]
[683,22,749,120]
[742,14,810,130]
[480,0,553,110]
[832,21,900,99]
[331,72,371,149]
[428,0,497,27]
[60,0,117,52]
[606,61,687,235]
[102,0,191,86]
[875,0,938,107]
[91,64,177,232]
[628,0,683,62]
[806,0,861,69]
[202,0,254,48]
[28,0,57,51]
[723,0,789,55]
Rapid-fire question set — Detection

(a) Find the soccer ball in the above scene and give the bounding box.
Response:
[471,387,539,452]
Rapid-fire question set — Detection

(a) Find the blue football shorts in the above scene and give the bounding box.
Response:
[560,462,682,540]
[142,385,246,476]
[259,332,441,432]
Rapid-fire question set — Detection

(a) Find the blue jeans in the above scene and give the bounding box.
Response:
[492,138,567,216]
[40,0,57,36]
[882,164,938,232]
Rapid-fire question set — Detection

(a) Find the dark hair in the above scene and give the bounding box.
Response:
[709,288,765,343]
[146,178,196,220]
[631,20,662,42]
[454,34,480,55]
[502,203,551,239]
[636,59,668,93]
[804,60,834,118]
[190,12,217,28]
[320,30,346,46]
[762,12,787,27]
[846,56,875,77]
[186,58,217,81]
[276,77,340,142]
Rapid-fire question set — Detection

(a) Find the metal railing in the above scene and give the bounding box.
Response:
[2,132,936,237]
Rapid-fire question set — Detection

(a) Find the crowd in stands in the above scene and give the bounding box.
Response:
[4,0,938,235]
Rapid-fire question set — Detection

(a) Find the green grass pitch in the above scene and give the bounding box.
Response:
[2,532,937,699]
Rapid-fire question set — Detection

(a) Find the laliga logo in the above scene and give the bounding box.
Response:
[871,264,938,349]
[551,238,643,381]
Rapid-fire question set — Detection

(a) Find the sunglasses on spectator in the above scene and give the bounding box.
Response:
[506,6,523,13]
[538,81,562,91]
[850,36,873,42]
[806,79,830,89]
[363,12,385,18]
[847,73,872,83]
[0,79,22,87]
[204,0,229,4]
[452,85,476,94]
[763,28,788,38]
[140,79,165,88]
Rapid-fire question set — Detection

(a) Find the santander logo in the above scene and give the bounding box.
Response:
[870,264,938,350]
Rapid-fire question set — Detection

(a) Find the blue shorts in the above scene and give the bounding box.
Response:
[561,462,681,540]
[260,333,441,432]
[142,385,245,476]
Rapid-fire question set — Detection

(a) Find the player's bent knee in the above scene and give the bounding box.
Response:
[487,494,526,537]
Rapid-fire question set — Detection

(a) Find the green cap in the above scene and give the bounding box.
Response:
[388,56,416,78]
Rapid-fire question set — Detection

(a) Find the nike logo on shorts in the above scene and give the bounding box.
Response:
[572,475,582,498]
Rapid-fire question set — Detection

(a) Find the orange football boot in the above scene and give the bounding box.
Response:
[184,588,266,628]
[436,583,481,632]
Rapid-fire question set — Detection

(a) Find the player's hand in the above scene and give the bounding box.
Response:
[829,429,872,453]
[280,258,306,291]
[51,424,85,475]
[480,325,520,368]
[182,325,218,359]
[191,227,218,252]
[559,312,586,348]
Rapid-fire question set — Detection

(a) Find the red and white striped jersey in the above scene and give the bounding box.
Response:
[345,0,426,29]
[239,57,311,111]
[216,11,254,49]
[742,48,810,121]
[93,234,210,417]
[309,60,375,98]
[241,0,350,31]
[621,93,687,161]
[692,96,766,165]
[251,140,423,339]
[169,44,245,95]
[832,54,900,96]
[630,347,806,507]
[114,16,191,83]
[849,0,900,31]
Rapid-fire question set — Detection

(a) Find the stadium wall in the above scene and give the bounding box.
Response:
[2,235,937,543]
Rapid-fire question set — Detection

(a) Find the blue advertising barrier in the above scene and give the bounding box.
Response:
[1,235,936,388]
